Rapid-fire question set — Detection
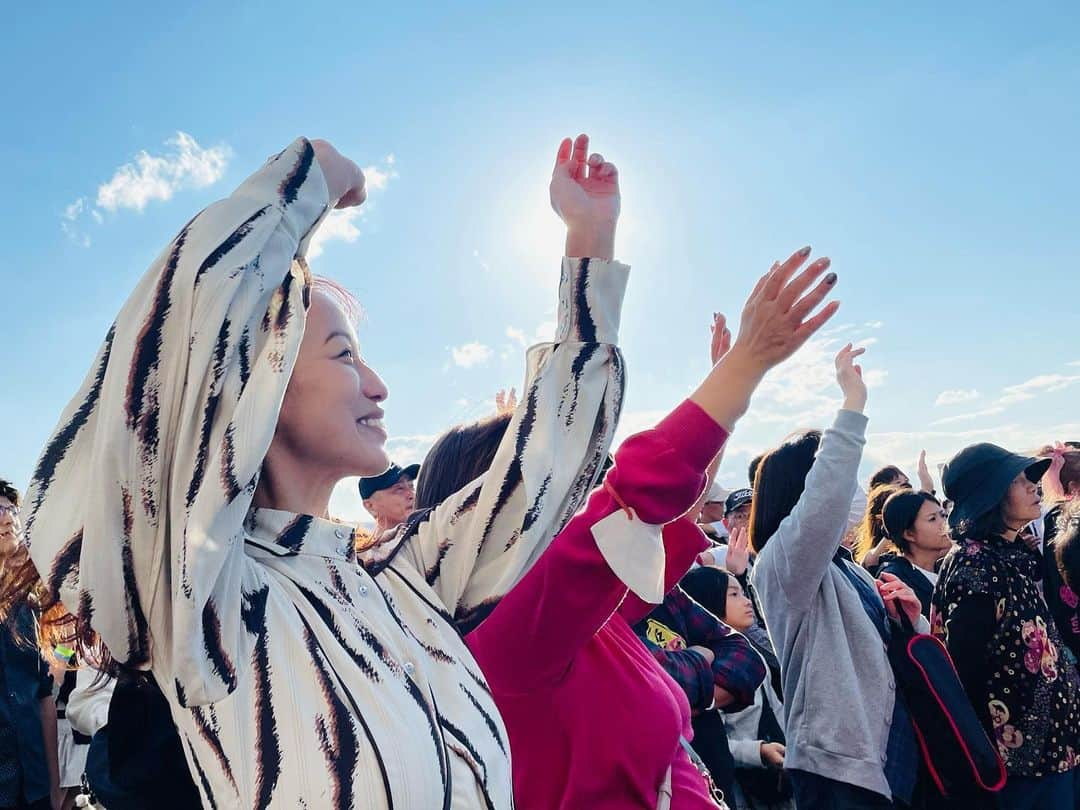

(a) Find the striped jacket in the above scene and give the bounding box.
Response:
[24,138,628,808]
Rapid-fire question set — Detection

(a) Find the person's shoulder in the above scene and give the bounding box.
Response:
[938,540,1000,593]
[878,554,913,577]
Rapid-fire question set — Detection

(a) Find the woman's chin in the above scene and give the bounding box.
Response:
[352,448,392,478]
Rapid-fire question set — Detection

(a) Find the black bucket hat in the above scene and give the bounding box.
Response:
[942,443,1051,529]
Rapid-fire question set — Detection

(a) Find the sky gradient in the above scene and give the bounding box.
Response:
[4,2,1080,521]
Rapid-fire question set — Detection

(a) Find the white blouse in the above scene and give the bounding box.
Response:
[24,138,628,808]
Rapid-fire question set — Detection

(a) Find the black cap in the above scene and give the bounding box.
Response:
[359,463,420,499]
[942,443,1050,529]
[724,488,753,516]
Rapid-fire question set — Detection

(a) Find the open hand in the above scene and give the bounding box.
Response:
[917,450,935,493]
[495,388,517,415]
[726,247,840,376]
[551,134,620,259]
[835,343,868,413]
[876,572,922,626]
[710,313,732,367]
[1044,442,1069,502]
[310,139,366,208]
[725,525,750,577]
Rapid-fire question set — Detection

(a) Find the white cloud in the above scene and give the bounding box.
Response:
[305,154,397,262]
[96,132,231,212]
[998,374,1080,405]
[930,406,1007,426]
[60,220,90,248]
[362,155,397,192]
[935,388,980,406]
[64,198,86,221]
[740,331,886,429]
[866,420,1080,478]
[307,208,362,260]
[61,197,92,246]
[505,321,557,350]
[451,342,494,368]
[864,320,885,329]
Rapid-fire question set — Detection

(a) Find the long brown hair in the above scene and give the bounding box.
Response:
[414,412,513,511]
[855,483,908,562]
[0,481,98,667]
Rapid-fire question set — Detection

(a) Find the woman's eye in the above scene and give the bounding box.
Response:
[337,348,354,360]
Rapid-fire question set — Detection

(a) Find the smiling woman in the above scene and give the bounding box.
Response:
[2,134,630,809]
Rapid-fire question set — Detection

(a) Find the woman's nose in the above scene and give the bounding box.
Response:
[360,362,389,403]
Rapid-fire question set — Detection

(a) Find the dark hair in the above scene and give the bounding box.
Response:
[869,465,907,490]
[0,479,19,507]
[950,505,1011,543]
[748,454,765,487]
[882,490,940,555]
[414,412,513,511]
[855,483,908,561]
[1054,501,1080,593]
[680,566,731,621]
[748,430,822,554]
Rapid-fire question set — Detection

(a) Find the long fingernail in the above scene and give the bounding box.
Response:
[825,272,837,284]
[798,245,812,257]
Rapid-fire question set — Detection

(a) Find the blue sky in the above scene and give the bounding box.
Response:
[4,2,1080,521]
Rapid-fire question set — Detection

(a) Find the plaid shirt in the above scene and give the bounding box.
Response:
[635,586,765,712]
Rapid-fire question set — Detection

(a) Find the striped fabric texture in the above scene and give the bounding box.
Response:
[23,138,628,808]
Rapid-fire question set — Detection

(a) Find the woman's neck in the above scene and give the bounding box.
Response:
[905,546,941,572]
[253,451,337,519]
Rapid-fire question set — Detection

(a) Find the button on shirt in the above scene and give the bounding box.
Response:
[0,605,53,806]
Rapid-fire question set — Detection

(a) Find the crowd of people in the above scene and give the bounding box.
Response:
[1,133,1079,810]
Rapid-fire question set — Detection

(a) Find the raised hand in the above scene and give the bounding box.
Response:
[728,247,840,374]
[1043,442,1069,503]
[495,388,518,416]
[310,139,366,209]
[917,450,935,493]
[725,525,750,577]
[551,134,620,260]
[835,343,868,413]
[710,313,732,367]
[689,247,841,430]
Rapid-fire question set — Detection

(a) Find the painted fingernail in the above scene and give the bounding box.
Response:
[825,272,837,284]
[798,245,812,257]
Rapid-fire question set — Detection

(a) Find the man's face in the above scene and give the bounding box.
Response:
[699,501,726,524]
[364,476,415,527]
[723,502,752,534]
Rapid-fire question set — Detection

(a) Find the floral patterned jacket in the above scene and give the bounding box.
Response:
[932,535,1080,777]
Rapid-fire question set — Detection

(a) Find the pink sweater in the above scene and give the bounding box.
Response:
[467,400,728,809]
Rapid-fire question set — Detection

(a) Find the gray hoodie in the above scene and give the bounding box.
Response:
[751,409,928,799]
